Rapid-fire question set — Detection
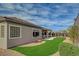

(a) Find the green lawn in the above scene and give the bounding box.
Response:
[12,37,64,56]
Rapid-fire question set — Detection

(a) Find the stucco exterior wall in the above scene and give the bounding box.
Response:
[0,22,7,49]
[7,22,42,48]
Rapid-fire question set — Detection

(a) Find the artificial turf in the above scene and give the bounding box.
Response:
[12,37,64,56]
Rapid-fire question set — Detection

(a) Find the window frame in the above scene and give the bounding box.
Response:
[33,30,39,37]
[9,25,22,39]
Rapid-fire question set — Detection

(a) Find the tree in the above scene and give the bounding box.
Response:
[68,25,79,45]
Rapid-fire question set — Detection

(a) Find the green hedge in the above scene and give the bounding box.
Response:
[59,43,79,56]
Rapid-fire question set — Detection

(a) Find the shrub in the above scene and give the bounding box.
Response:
[59,43,79,56]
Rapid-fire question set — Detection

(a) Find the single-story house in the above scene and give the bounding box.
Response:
[51,32,68,37]
[42,28,52,39]
[0,16,52,49]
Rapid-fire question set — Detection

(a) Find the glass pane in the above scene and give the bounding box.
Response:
[10,26,20,38]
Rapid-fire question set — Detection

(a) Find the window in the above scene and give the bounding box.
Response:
[52,33,55,36]
[0,25,5,38]
[33,30,39,37]
[10,26,21,38]
[49,32,51,35]
[42,32,47,35]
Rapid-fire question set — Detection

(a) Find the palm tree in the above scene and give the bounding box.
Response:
[68,25,79,45]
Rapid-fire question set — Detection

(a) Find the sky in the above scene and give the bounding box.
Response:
[0,3,79,31]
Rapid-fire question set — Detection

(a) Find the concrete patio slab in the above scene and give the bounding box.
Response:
[0,48,24,56]
[45,37,56,40]
[19,41,45,47]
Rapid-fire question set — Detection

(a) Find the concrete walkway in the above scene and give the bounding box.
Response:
[0,48,24,56]
[45,37,56,40]
[19,41,45,47]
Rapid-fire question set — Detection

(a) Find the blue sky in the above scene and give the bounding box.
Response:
[0,3,79,31]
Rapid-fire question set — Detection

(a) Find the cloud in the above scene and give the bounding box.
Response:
[0,3,78,31]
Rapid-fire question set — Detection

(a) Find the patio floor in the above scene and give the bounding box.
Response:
[0,48,24,56]
[19,41,45,47]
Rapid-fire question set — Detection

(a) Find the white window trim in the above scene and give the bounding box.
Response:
[9,24,22,39]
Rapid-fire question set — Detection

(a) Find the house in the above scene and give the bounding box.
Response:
[52,31,68,37]
[42,28,52,39]
[0,16,52,49]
